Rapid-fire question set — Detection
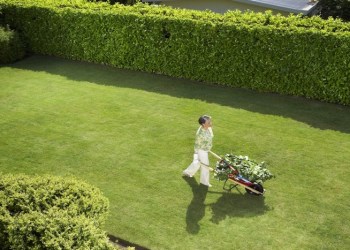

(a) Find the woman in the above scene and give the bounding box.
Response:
[183,115,213,187]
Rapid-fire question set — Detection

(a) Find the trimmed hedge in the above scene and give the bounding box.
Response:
[1,0,350,105]
[0,25,25,63]
[0,174,116,249]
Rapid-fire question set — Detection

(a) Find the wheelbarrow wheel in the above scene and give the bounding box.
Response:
[245,183,264,196]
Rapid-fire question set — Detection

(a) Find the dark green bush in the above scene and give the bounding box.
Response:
[0,174,115,249]
[1,0,349,105]
[0,25,25,63]
[319,0,350,21]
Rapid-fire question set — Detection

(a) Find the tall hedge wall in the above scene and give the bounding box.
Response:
[1,0,350,105]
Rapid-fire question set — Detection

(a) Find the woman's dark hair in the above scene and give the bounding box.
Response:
[198,115,211,125]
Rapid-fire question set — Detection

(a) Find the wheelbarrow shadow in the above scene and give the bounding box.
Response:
[183,177,271,234]
[182,176,208,234]
[208,191,271,224]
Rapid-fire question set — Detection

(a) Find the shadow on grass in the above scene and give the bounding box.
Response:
[208,191,269,224]
[182,176,269,234]
[8,55,350,134]
[182,176,208,234]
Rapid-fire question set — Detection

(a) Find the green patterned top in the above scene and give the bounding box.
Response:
[194,127,213,151]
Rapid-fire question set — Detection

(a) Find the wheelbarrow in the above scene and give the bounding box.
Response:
[209,151,265,196]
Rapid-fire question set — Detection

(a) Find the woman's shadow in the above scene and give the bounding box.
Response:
[183,177,270,234]
[183,176,208,234]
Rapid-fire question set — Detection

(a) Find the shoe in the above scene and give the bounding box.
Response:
[201,183,212,187]
[182,172,193,178]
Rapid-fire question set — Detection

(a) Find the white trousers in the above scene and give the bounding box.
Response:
[183,149,210,186]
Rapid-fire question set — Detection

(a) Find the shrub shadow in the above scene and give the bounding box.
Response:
[8,55,350,134]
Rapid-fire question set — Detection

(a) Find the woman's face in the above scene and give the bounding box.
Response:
[202,119,212,129]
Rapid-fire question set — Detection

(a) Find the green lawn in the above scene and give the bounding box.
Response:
[1,55,350,249]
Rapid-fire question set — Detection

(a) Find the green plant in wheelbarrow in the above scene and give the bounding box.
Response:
[210,151,274,195]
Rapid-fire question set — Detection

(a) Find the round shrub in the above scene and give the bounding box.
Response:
[0,174,115,249]
[6,208,115,250]
[0,174,109,223]
[0,25,25,64]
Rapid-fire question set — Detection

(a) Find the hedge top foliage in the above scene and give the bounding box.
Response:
[2,0,350,34]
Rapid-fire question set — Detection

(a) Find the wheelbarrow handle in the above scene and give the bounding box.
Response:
[209,151,222,160]
[199,162,214,172]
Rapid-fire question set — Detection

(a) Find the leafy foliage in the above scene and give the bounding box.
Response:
[87,0,138,5]
[214,154,274,183]
[0,25,25,63]
[0,174,116,249]
[5,208,115,250]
